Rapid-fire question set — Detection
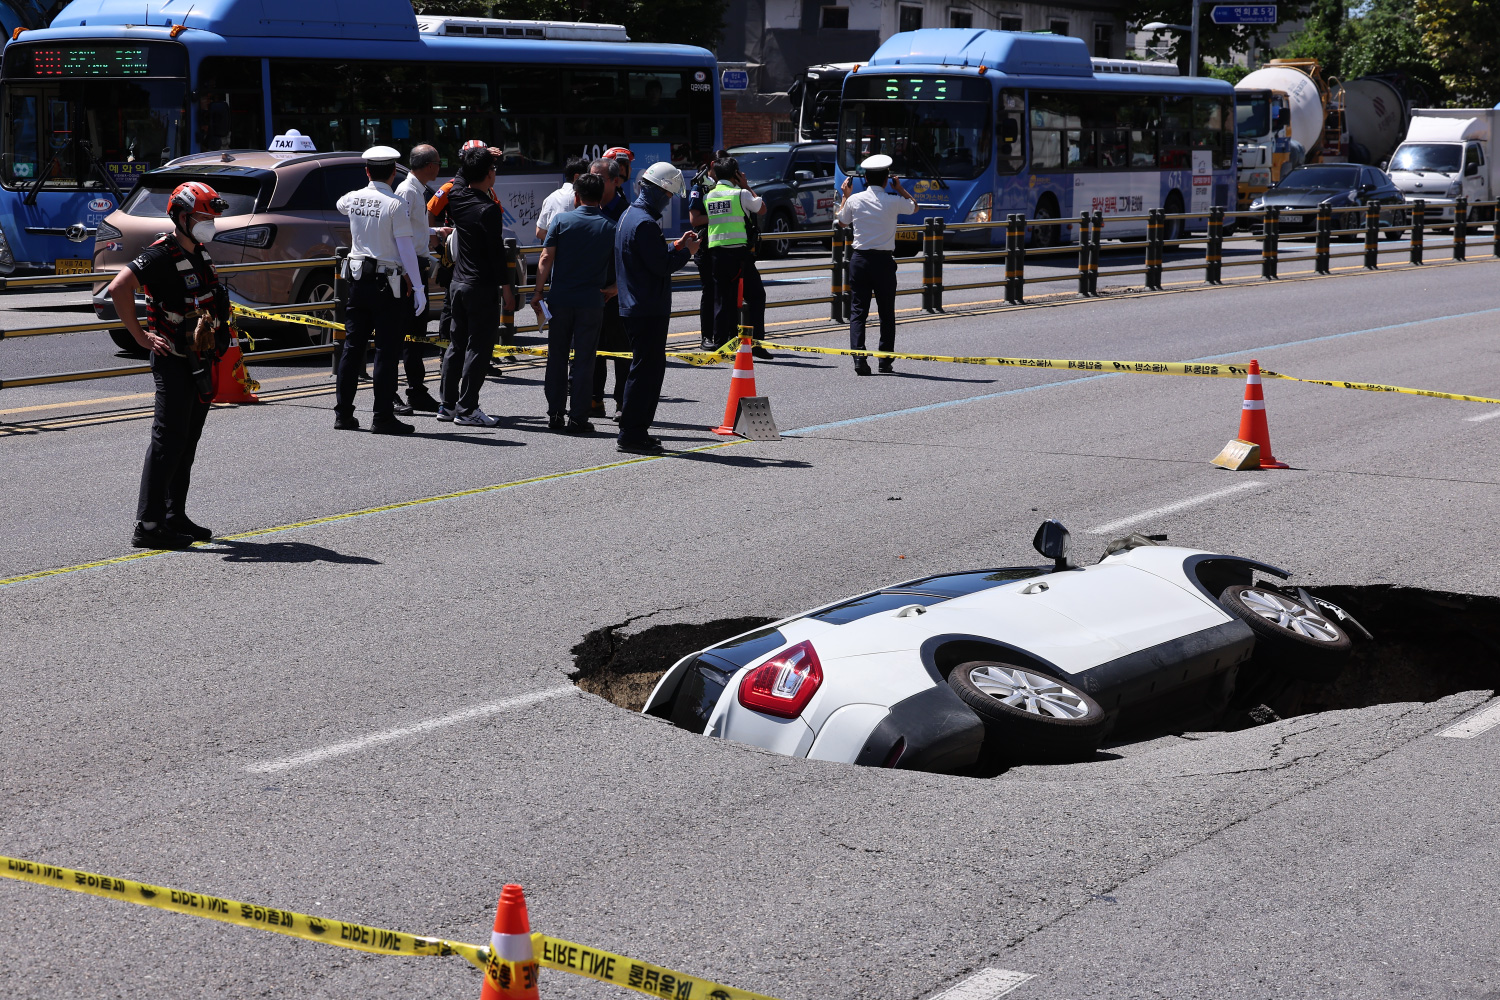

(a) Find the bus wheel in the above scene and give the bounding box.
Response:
[1030,196,1060,249]
[1163,192,1186,246]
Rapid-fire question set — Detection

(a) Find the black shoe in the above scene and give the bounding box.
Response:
[854,361,873,377]
[334,412,361,430]
[752,346,776,361]
[564,420,594,435]
[370,415,416,436]
[548,415,566,431]
[406,388,440,412]
[878,359,895,374]
[165,516,213,541]
[131,522,195,550]
[700,336,717,351]
[590,399,607,418]
[616,437,664,454]
[392,399,416,416]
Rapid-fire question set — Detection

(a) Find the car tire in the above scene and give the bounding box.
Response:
[761,209,795,259]
[295,269,338,347]
[947,661,1108,764]
[1384,230,1404,241]
[1218,585,1351,681]
[109,328,147,357]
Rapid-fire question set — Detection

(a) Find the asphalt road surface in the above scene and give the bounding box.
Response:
[1,239,1498,1000]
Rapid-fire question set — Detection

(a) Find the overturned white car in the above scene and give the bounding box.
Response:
[644,522,1363,771]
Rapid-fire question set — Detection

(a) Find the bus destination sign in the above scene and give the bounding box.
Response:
[24,46,152,76]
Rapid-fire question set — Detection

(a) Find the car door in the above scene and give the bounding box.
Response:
[786,149,821,227]
[1462,143,1486,206]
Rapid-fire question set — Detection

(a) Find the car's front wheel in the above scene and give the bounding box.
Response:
[296,269,338,347]
[761,209,795,259]
[1219,585,1351,684]
[947,661,1107,764]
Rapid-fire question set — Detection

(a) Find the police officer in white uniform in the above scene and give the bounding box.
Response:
[334,146,426,435]
[392,143,447,413]
[835,153,916,376]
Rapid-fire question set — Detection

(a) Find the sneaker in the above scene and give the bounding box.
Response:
[564,420,594,435]
[548,415,566,431]
[165,516,213,542]
[371,415,416,436]
[454,407,501,427]
[392,398,415,416]
[131,521,195,550]
[699,336,718,351]
[435,405,456,422]
[616,436,664,455]
[334,412,361,430]
[406,388,440,412]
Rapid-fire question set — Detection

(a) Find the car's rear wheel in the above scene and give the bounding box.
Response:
[947,661,1107,764]
[761,209,795,259]
[1219,585,1351,684]
[296,269,338,347]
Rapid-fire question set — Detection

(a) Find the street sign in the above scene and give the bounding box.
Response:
[721,69,749,91]
[1210,4,1277,23]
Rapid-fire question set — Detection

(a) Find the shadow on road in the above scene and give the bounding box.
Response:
[209,539,380,565]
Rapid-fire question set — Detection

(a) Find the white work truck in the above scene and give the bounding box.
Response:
[1386,109,1500,226]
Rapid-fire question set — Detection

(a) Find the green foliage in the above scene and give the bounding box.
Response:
[410,0,729,49]
[1276,0,1345,76]
[1125,0,1315,66]
[1344,0,1445,99]
[1206,62,1251,84]
[1415,0,1500,105]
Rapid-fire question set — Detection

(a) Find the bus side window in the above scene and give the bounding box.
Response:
[196,57,265,152]
[997,111,1023,173]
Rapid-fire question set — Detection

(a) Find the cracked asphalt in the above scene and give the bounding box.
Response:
[2,253,1499,999]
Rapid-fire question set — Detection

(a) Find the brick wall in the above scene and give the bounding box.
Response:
[722,99,781,147]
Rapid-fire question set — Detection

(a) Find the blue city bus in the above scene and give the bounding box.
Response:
[0,0,721,275]
[835,30,1237,249]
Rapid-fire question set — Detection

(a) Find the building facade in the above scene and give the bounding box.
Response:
[718,0,1129,144]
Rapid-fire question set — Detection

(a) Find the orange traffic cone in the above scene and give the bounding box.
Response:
[712,334,757,435]
[212,341,259,404]
[1236,359,1287,469]
[479,884,539,1000]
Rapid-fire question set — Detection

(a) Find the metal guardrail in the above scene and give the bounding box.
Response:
[3,197,1496,392]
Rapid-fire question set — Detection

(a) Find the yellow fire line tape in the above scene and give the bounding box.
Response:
[232,302,344,332]
[751,341,1500,407]
[0,855,780,1000]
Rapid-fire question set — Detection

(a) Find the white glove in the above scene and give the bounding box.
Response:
[413,284,427,317]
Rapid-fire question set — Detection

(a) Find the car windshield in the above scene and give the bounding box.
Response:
[1277,165,1362,191]
[732,150,791,187]
[1389,143,1462,173]
[1235,93,1272,139]
[838,100,992,180]
[121,174,263,218]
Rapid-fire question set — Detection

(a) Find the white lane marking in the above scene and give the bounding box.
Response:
[1464,408,1500,423]
[1087,481,1267,535]
[1439,700,1500,739]
[245,686,577,773]
[927,968,1035,1000]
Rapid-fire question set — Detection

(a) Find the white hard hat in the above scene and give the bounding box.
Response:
[860,153,894,171]
[640,160,686,197]
[362,145,401,165]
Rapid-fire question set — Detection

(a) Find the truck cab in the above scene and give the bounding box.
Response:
[1387,112,1495,226]
[1235,88,1288,208]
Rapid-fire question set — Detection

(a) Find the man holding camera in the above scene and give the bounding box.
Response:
[835,153,916,376]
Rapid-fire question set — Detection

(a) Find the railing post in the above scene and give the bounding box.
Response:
[1012,214,1027,304]
[1004,214,1018,304]
[1411,199,1425,265]
[830,222,846,323]
[1454,196,1468,261]
[1261,207,1278,280]
[1145,209,1163,290]
[932,218,945,312]
[1364,201,1379,269]
[1077,211,1090,295]
[1315,204,1331,275]
[331,245,349,375]
[1205,206,1223,284]
[1089,211,1102,296]
[920,218,933,313]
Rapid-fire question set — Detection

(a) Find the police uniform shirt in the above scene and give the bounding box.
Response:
[336,180,414,273]
[836,188,918,251]
[395,171,437,262]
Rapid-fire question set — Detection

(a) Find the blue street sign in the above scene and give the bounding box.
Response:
[721,69,749,91]
[1211,4,1277,23]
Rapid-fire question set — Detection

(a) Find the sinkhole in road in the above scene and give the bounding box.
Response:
[571,587,1500,745]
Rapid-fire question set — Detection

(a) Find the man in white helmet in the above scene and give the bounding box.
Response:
[613,160,698,453]
[835,152,916,376]
[334,145,426,434]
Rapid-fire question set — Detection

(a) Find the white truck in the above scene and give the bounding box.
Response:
[1386,109,1500,227]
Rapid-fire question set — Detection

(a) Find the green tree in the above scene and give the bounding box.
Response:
[1342,0,1445,99]
[1125,0,1315,69]
[411,0,728,50]
[1415,0,1500,104]
[1276,0,1347,76]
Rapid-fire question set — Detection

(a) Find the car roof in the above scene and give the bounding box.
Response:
[158,150,370,172]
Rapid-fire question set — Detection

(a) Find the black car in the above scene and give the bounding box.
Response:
[1250,163,1407,239]
[726,142,837,257]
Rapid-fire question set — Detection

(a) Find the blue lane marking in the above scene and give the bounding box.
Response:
[782,305,1500,436]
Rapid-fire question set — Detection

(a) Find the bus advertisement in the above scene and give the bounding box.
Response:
[0,0,722,276]
[834,30,1237,249]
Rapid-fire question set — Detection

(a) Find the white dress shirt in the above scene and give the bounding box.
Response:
[536,181,576,237]
[395,171,436,261]
[836,188,918,250]
[336,180,419,292]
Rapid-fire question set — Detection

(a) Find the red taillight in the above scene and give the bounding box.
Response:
[737,640,823,719]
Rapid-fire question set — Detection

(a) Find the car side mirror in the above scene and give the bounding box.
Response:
[793,170,815,182]
[1032,519,1074,570]
[1465,162,1479,177]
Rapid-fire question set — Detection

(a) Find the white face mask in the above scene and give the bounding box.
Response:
[190,219,216,243]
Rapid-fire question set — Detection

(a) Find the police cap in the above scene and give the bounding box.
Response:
[362,145,401,165]
[860,153,894,171]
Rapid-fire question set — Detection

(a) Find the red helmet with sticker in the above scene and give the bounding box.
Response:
[168,180,228,221]
[461,139,488,152]
[604,146,634,162]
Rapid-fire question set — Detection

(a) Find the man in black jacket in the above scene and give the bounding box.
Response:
[438,146,507,427]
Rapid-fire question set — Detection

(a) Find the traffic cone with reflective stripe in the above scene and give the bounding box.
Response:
[212,340,259,404]
[480,884,539,1000]
[712,334,757,435]
[1236,359,1287,469]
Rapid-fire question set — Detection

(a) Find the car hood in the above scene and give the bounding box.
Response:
[1256,190,1355,208]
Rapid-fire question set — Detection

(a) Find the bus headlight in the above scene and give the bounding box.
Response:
[964,193,993,224]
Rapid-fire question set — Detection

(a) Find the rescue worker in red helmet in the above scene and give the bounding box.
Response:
[106,179,233,549]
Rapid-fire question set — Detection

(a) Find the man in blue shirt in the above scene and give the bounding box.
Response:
[614,162,699,454]
[530,171,617,434]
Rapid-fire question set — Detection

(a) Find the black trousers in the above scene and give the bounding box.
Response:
[618,313,669,443]
[137,353,211,524]
[591,296,627,406]
[711,247,766,346]
[849,249,897,361]
[441,280,499,414]
[337,274,403,417]
[695,249,715,341]
[404,257,432,391]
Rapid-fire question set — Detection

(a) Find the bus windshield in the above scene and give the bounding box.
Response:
[838,100,992,180]
[1236,92,1272,139]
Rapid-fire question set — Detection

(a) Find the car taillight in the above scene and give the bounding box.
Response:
[737,640,823,719]
[213,224,276,248]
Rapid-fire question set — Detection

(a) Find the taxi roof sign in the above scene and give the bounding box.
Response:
[270,129,317,152]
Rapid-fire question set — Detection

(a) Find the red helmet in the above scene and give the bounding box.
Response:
[168,180,227,221]
[461,139,488,152]
[604,146,634,162]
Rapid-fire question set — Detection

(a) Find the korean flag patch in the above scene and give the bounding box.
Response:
[184,272,201,289]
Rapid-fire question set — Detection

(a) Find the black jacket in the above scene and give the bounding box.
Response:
[448,184,507,287]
